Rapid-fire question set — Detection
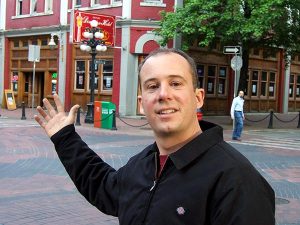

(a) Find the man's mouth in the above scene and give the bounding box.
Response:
[158,109,177,115]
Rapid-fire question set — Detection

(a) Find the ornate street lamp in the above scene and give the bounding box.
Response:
[80,19,107,124]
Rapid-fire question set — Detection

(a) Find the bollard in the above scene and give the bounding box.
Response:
[268,110,273,129]
[111,110,117,130]
[21,102,26,120]
[75,107,81,126]
[297,111,300,128]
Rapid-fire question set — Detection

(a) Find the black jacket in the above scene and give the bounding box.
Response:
[51,121,275,225]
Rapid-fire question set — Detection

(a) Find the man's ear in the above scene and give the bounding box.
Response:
[195,88,205,108]
[137,95,145,115]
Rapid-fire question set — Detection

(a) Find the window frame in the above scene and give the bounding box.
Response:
[74,60,86,91]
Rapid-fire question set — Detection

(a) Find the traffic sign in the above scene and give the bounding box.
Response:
[223,46,241,54]
[231,56,243,71]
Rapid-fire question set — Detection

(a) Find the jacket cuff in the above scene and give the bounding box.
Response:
[50,124,76,149]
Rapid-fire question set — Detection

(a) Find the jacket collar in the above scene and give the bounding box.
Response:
[145,120,224,170]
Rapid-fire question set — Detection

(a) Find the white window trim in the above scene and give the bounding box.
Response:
[140,0,166,7]
[15,0,22,16]
[45,0,53,13]
[30,0,38,15]
[12,11,54,19]
[90,0,122,8]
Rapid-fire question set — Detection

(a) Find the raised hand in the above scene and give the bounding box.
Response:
[34,94,80,137]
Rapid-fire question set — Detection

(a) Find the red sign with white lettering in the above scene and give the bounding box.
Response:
[73,10,115,46]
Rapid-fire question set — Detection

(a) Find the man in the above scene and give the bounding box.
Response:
[35,48,275,225]
[231,90,245,141]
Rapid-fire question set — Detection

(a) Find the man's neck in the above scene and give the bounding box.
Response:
[155,129,202,155]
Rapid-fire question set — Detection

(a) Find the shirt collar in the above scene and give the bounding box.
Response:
[143,121,224,170]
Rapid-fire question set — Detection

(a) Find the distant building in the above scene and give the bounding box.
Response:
[0,0,299,116]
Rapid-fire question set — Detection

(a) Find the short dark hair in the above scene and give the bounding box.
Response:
[138,48,199,90]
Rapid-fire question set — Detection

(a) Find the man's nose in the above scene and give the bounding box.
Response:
[158,83,171,101]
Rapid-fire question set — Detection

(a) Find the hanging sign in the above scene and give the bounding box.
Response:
[72,10,116,46]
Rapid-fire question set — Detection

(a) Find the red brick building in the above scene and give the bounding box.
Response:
[0,0,299,116]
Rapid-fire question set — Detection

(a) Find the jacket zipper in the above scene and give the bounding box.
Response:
[141,152,161,224]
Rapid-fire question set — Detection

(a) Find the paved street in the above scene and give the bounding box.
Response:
[0,114,300,225]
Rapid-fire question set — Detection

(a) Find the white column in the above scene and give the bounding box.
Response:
[57,1,68,104]
[122,0,132,19]
[57,32,67,105]
[60,1,68,25]
[0,0,6,105]
[283,55,291,113]
[119,26,138,116]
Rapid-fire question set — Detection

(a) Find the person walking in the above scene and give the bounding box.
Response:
[231,90,245,141]
[34,49,274,225]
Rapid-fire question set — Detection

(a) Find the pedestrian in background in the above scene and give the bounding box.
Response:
[231,90,245,141]
[34,49,274,225]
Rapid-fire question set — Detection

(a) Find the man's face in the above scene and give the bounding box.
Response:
[239,91,244,98]
[138,53,204,137]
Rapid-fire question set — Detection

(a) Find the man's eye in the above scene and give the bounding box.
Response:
[147,84,158,90]
[170,81,182,87]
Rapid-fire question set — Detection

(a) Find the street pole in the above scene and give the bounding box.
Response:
[31,60,36,117]
[85,48,97,123]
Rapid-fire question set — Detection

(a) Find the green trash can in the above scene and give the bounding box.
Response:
[101,101,116,129]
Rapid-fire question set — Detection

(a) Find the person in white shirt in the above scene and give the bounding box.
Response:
[230,91,245,141]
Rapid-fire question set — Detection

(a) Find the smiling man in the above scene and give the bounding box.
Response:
[35,48,275,225]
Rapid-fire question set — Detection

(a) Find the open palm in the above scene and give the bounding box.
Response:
[34,94,80,137]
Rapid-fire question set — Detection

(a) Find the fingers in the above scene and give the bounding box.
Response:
[34,114,46,129]
[36,105,52,122]
[43,97,57,118]
[53,94,65,113]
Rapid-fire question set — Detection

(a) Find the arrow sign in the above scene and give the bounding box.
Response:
[223,46,242,54]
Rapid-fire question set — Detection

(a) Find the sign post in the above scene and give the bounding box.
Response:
[223,46,242,97]
[28,45,40,116]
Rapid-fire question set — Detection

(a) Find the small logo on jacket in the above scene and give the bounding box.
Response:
[176,206,185,215]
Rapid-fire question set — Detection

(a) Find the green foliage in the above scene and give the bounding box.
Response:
[157,0,300,54]
[157,0,300,91]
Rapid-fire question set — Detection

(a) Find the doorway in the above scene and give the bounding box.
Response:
[24,72,45,107]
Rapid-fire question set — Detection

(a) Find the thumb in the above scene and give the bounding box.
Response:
[69,104,80,120]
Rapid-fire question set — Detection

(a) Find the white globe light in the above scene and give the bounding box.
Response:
[80,44,87,51]
[83,32,90,38]
[85,46,91,52]
[88,33,94,39]
[90,20,98,27]
[101,45,107,52]
[96,45,103,51]
[95,32,104,39]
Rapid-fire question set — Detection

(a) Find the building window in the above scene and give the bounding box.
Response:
[289,74,300,99]
[74,0,82,7]
[75,61,85,90]
[196,65,204,88]
[207,66,216,94]
[13,40,20,48]
[247,70,277,98]
[297,75,300,98]
[31,0,38,14]
[269,72,276,97]
[91,0,101,5]
[22,40,28,47]
[289,75,295,98]
[260,71,267,97]
[16,0,23,16]
[101,60,113,91]
[11,72,19,92]
[45,0,53,12]
[218,67,227,95]
[251,71,259,96]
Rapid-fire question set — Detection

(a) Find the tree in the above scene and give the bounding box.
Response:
[157,0,300,93]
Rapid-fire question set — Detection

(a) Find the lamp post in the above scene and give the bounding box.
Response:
[80,20,107,124]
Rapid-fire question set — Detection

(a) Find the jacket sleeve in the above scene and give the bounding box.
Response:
[50,124,120,216]
[209,165,275,225]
